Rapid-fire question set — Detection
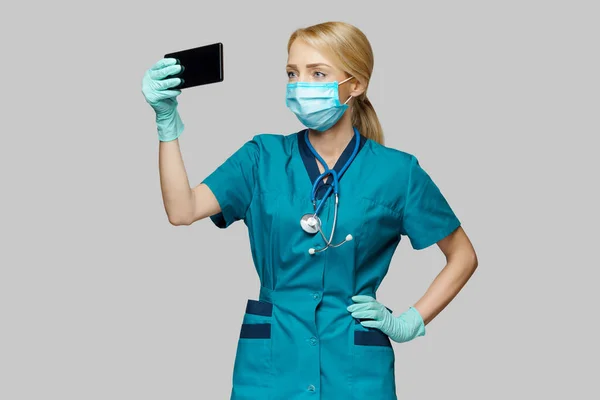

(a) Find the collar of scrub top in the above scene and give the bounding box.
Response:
[299,127,367,216]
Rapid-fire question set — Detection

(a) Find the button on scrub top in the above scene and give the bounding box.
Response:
[201,128,461,400]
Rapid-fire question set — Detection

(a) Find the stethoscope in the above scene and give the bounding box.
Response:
[300,128,360,255]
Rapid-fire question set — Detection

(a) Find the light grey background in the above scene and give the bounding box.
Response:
[1,0,598,398]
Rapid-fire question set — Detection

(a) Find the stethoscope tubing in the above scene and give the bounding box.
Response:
[301,128,360,253]
[305,129,360,217]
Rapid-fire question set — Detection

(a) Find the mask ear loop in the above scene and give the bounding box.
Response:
[339,76,355,105]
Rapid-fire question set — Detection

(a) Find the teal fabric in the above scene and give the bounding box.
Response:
[201,130,461,399]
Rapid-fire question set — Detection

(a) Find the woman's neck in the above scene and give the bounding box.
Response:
[307,117,354,167]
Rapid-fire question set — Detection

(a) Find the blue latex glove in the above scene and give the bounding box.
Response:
[141,58,185,142]
[347,295,426,343]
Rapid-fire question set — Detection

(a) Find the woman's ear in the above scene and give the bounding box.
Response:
[350,78,367,98]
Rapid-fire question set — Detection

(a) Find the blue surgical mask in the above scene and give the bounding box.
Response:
[286,76,354,131]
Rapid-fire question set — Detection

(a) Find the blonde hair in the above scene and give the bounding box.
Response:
[287,21,384,145]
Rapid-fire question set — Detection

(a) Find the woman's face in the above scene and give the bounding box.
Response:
[286,38,356,103]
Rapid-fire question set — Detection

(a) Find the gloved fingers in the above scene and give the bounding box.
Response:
[360,320,383,329]
[155,77,183,91]
[350,310,380,320]
[348,300,384,313]
[351,295,376,304]
[149,64,183,81]
[347,302,371,313]
[150,57,179,71]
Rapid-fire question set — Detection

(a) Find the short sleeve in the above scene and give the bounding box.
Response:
[400,155,461,250]
[201,136,260,229]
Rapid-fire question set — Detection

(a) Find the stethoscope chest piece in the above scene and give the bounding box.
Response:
[300,213,321,234]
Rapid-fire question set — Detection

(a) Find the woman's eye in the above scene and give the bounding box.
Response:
[314,71,326,78]
[287,71,296,78]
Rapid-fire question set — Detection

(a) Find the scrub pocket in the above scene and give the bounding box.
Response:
[231,299,274,391]
[351,321,397,399]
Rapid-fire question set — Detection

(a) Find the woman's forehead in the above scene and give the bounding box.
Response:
[287,39,333,66]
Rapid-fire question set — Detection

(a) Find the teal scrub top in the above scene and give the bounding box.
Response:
[201,128,461,400]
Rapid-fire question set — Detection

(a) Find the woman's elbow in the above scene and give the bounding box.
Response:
[466,249,479,271]
[168,213,192,226]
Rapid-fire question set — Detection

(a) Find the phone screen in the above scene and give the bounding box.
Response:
[164,42,223,90]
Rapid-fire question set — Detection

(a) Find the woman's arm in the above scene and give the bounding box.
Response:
[412,226,478,325]
[159,139,220,225]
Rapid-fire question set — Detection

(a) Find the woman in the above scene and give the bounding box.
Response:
[142,21,478,400]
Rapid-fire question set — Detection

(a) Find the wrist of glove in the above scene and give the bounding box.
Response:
[347,295,426,343]
[155,108,185,142]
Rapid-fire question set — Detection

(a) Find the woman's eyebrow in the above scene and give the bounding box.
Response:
[286,63,332,69]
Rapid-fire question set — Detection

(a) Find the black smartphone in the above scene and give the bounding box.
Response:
[164,42,223,90]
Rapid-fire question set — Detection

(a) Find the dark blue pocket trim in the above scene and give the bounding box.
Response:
[246,299,273,316]
[354,330,392,347]
[240,323,271,339]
